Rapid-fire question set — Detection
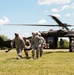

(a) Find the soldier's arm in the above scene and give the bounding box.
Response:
[20,38,25,46]
[5,40,14,53]
[11,39,15,48]
[27,40,31,46]
[5,48,12,53]
[43,37,46,44]
[31,37,34,45]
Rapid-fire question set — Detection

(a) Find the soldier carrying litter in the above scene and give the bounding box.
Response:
[31,32,41,59]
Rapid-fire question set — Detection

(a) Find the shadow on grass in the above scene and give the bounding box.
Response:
[55,51,69,53]
[6,57,17,60]
[43,50,69,55]
[23,57,31,59]
[43,52,53,55]
[6,56,31,60]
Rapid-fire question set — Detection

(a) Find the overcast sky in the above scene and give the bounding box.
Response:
[0,0,74,39]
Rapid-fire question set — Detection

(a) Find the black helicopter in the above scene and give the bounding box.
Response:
[40,15,74,52]
[2,15,74,52]
[17,15,74,52]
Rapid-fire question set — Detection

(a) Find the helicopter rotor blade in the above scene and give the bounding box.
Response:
[4,24,71,27]
[49,15,70,30]
[50,15,63,26]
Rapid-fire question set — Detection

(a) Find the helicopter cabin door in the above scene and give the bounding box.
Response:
[46,36,58,49]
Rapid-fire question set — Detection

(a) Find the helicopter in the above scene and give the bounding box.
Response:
[39,15,74,52]
[3,15,74,52]
[16,15,74,52]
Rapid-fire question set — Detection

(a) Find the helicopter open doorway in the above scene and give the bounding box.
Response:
[58,37,69,49]
[44,36,69,49]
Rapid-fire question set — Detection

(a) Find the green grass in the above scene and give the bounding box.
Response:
[0,49,74,75]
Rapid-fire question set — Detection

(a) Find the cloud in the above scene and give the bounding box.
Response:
[15,29,20,33]
[15,30,31,37]
[61,5,70,11]
[52,8,59,12]
[38,19,47,24]
[38,0,70,5]
[51,14,61,17]
[44,10,49,14]
[60,3,74,10]
[22,32,31,37]
[0,16,9,25]
[52,4,72,13]
[65,14,71,17]
[72,3,74,8]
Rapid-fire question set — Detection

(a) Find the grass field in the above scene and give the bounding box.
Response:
[0,49,74,75]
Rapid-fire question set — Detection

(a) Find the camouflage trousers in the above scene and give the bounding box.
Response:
[16,45,23,57]
[38,44,43,57]
[71,45,74,52]
[31,45,39,59]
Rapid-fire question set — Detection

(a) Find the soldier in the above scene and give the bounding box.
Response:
[71,38,74,52]
[59,38,64,48]
[38,33,46,57]
[31,32,40,59]
[23,37,31,58]
[11,33,25,59]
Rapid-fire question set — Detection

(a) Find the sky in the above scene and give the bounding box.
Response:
[0,0,74,39]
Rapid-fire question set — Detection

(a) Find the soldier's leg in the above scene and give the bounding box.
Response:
[24,49,29,58]
[32,49,35,59]
[40,47,43,57]
[71,46,73,52]
[16,48,22,59]
[36,47,39,58]
[73,46,74,52]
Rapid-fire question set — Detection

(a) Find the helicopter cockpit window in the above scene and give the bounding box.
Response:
[47,37,53,44]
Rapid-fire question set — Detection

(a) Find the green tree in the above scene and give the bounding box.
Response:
[58,39,69,48]
[0,35,8,50]
[64,40,69,48]
[0,35,8,41]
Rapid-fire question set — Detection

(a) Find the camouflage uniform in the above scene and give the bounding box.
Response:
[12,33,25,59]
[59,38,64,48]
[71,39,74,51]
[38,33,46,57]
[23,37,31,58]
[31,32,40,59]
